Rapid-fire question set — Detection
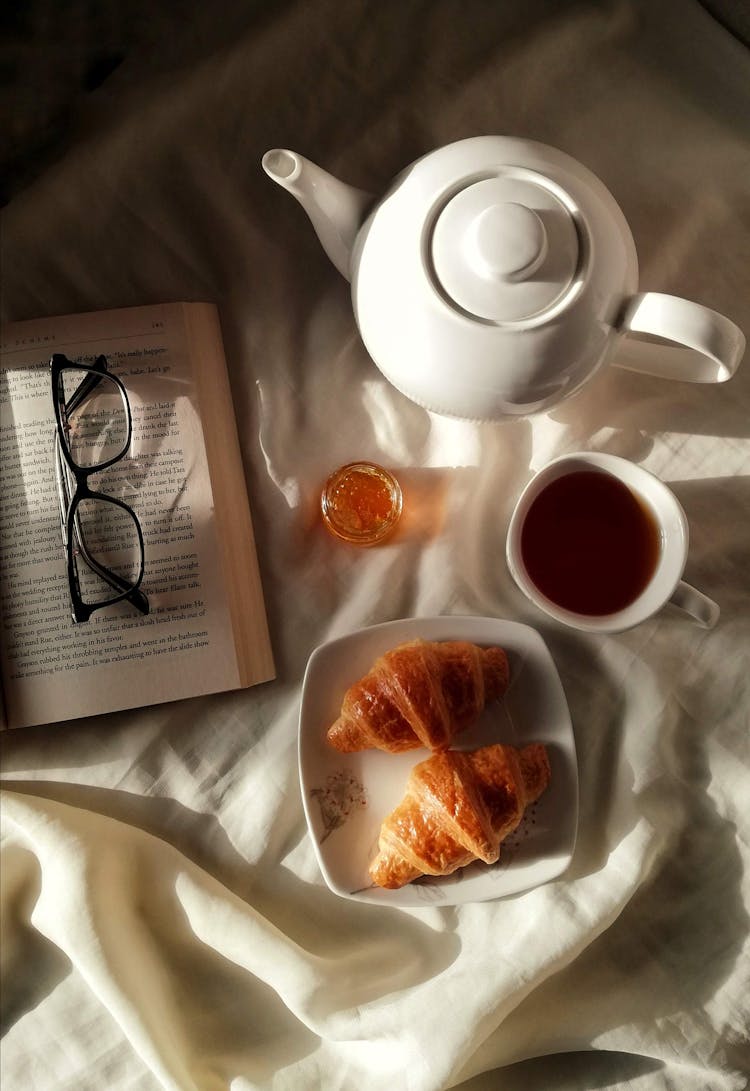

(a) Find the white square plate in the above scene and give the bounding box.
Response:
[298,616,578,907]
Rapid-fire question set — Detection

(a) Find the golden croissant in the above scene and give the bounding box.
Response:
[369,742,551,888]
[326,639,510,753]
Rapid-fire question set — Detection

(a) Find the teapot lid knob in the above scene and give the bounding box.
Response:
[430,174,580,323]
[466,202,547,282]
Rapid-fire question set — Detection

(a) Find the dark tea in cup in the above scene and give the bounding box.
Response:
[506,452,719,633]
[519,470,661,615]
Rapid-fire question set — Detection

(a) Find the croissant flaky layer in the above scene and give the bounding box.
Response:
[369,743,551,888]
[326,639,510,753]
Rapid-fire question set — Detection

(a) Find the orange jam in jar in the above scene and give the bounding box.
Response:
[321,462,403,545]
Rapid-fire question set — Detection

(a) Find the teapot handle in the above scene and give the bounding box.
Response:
[613,292,745,383]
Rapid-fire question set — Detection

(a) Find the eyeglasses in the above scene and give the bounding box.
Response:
[51,353,149,623]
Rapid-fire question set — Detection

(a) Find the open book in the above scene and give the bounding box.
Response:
[0,302,275,729]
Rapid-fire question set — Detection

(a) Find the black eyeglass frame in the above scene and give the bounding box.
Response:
[50,353,149,623]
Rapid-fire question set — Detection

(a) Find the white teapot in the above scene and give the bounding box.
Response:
[262,137,745,421]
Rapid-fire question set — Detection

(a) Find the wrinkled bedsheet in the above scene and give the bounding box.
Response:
[2,1,749,1088]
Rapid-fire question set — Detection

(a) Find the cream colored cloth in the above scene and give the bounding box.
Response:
[2,1,749,1089]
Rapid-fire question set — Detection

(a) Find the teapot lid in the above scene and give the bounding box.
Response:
[430,172,580,323]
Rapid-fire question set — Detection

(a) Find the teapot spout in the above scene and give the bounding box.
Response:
[262,149,373,280]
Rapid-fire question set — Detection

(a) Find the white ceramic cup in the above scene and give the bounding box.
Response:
[506,452,719,633]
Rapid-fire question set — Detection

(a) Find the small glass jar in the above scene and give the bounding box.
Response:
[321,461,403,546]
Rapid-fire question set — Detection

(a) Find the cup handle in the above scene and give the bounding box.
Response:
[669,580,720,628]
[613,292,745,383]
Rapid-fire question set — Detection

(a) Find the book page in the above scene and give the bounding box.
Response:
[0,303,272,728]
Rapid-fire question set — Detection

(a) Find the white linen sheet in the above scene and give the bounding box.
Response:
[2,1,749,1089]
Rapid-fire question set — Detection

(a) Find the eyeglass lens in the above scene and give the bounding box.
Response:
[60,368,129,469]
[71,497,144,607]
